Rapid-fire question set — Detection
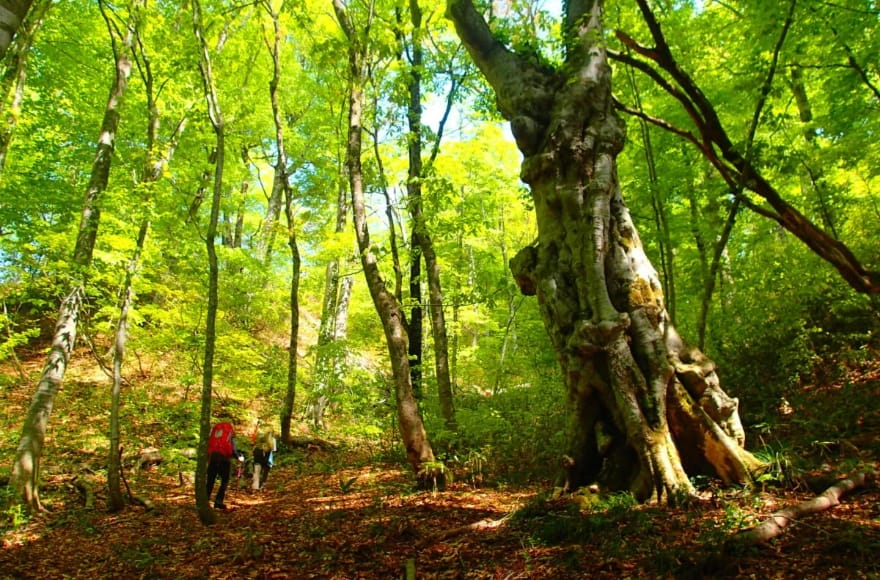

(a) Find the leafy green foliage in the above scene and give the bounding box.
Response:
[0,0,876,511]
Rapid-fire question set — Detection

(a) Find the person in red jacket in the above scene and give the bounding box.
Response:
[206,422,244,510]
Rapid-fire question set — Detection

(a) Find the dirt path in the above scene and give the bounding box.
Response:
[3,449,880,579]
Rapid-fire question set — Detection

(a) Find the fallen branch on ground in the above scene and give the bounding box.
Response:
[285,435,337,450]
[731,471,875,546]
[417,514,512,548]
[73,475,95,509]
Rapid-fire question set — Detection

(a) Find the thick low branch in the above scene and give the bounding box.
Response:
[731,472,875,546]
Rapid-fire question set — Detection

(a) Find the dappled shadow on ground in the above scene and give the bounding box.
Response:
[2,360,880,578]
[1,448,879,579]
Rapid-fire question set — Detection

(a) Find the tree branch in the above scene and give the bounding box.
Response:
[445,0,546,122]
[731,472,875,546]
[615,1,880,293]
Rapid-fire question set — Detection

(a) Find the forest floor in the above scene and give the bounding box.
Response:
[2,355,880,578]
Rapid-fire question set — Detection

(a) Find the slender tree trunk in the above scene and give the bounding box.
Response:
[10,6,132,509]
[72,9,132,269]
[408,242,423,400]
[11,287,83,509]
[375,145,405,301]
[108,219,148,511]
[334,0,438,483]
[450,0,763,502]
[261,0,301,446]
[107,24,185,510]
[283,216,301,442]
[424,242,455,429]
[310,259,339,431]
[400,0,455,425]
[310,180,353,429]
[698,196,739,350]
[192,0,224,525]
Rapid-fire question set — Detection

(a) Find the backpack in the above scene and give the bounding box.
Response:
[207,422,234,458]
[256,431,275,453]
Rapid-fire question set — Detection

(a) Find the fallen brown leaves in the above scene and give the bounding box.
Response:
[3,357,880,578]
[1,450,878,579]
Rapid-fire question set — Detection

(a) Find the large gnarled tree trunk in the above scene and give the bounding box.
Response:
[448,0,764,502]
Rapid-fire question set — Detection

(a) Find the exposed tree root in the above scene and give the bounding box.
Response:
[730,471,875,547]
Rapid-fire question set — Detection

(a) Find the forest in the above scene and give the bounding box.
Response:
[0,0,879,577]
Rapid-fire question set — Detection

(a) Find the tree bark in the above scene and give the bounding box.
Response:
[448,0,763,502]
[0,0,48,178]
[10,4,132,509]
[108,219,147,512]
[261,0,302,448]
[0,0,33,60]
[72,5,132,269]
[620,57,675,322]
[284,186,301,443]
[309,173,353,430]
[310,259,339,431]
[11,287,83,509]
[334,0,438,483]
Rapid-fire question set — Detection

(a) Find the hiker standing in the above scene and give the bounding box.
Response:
[252,428,277,491]
[206,421,244,510]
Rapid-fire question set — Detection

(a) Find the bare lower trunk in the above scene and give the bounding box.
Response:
[425,245,456,430]
[310,259,339,430]
[107,220,148,512]
[310,181,353,430]
[10,287,83,509]
[284,211,300,442]
[0,0,49,178]
[400,0,454,426]
[107,17,184,511]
